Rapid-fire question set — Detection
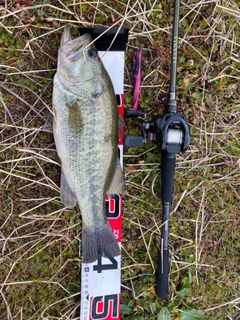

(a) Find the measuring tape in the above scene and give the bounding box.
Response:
[79,28,128,320]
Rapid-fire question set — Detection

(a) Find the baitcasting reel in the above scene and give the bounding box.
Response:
[123,109,190,154]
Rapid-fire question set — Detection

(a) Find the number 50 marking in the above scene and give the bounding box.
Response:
[91,294,119,319]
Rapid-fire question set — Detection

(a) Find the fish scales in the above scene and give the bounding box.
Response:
[53,25,123,263]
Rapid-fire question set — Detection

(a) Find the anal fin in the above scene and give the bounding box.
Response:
[106,159,125,196]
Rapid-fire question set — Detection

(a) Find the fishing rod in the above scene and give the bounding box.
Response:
[124,0,190,299]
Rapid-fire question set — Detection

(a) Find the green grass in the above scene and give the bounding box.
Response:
[0,0,240,319]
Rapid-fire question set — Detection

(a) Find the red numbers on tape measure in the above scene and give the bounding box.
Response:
[90,294,119,319]
[105,194,120,218]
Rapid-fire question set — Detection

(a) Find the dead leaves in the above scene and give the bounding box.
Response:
[13,0,32,9]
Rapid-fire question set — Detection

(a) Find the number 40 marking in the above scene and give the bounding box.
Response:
[93,248,118,273]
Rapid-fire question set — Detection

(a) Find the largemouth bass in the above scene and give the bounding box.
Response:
[52,25,123,263]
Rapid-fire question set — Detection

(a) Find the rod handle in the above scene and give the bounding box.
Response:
[161,152,176,203]
[155,247,169,298]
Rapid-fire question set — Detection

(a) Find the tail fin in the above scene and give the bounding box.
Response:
[81,222,120,263]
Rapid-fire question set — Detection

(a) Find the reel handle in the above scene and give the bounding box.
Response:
[123,135,145,147]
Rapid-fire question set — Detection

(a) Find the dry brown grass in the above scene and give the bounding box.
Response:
[0,0,239,319]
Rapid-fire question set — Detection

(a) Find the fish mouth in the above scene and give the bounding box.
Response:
[60,25,92,59]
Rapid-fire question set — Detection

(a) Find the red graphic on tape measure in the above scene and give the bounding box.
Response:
[90,294,120,319]
[105,195,122,243]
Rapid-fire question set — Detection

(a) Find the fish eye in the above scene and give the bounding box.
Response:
[88,49,97,58]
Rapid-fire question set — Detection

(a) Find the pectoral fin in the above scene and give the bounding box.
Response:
[106,159,125,195]
[91,81,103,99]
[60,172,77,209]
